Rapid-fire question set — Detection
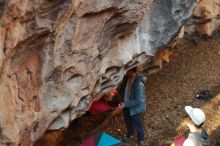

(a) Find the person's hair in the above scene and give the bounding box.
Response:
[195,122,204,129]
[129,66,137,73]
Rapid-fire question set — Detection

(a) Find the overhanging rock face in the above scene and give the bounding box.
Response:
[0,0,197,145]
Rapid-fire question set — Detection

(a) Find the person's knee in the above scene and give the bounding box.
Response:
[133,121,144,130]
[134,125,144,133]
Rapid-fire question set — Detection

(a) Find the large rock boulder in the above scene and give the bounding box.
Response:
[0,0,198,145]
[185,0,220,36]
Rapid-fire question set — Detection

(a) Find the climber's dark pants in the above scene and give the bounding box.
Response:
[123,108,144,142]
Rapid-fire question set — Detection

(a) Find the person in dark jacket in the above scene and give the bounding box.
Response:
[183,106,210,146]
[118,67,146,146]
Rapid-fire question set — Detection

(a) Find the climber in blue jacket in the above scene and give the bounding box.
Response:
[117,66,147,146]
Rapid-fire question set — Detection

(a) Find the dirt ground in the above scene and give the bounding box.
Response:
[60,32,220,146]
